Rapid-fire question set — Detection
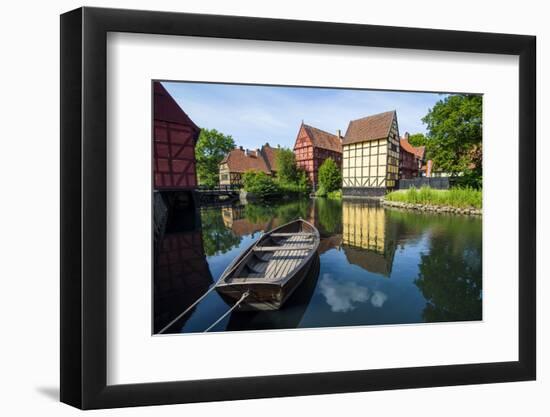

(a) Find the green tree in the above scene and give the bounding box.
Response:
[275,148,298,183]
[407,133,428,147]
[318,158,342,193]
[422,94,482,178]
[242,170,280,199]
[195,128,235,188]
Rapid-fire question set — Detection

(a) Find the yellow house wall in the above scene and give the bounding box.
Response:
[342,116,400,189]
[219,163,231,185]
[342,202,386,253]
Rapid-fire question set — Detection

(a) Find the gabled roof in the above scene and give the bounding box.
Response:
[260,143,278,172]
[400,137,425,160]
[343,110,396,145]
[220,148,271,174]
[301,124,342,153]
[154,82,200,140]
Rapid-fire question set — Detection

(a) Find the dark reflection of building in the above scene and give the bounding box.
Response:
[153,230,213,333]
[221,205,268,237]
[225,254,320,331]
[318,234,342,255]
[341,200,397,276]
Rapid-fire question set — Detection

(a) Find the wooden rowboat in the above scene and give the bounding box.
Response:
[215,218,320,311]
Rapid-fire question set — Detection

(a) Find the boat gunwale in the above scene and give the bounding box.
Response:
[216,218,320,288]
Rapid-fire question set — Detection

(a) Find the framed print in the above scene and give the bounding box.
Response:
[60,6,536,409]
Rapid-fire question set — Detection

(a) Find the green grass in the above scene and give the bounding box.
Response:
[327,190,342,200]
[385,186,482,209]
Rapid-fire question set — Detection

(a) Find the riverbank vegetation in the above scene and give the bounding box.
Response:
[385,186,482,209]
[316,158,342,198]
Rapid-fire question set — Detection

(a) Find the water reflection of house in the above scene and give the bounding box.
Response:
[221,206,269,237]
[318,234,343,255]
[154,231,213,333]
[342,201,396,276]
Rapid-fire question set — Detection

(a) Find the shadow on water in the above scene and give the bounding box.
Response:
[153,196,483,333]
[225,254,321,331]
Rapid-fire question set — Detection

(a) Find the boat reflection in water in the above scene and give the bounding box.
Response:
[153,197,482,334]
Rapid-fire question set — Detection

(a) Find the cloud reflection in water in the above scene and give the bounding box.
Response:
[320,273,388,313]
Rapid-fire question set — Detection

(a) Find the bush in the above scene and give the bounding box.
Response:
[242,170,280,199]
[315,185,327,197]
[452,169,482,189]
[318,158,342,192]
[327,190,342,200]
[276,168,310,195]
[275,148,298,183]
[386,186,481,209]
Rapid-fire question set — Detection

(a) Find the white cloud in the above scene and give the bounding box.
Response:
[163,81,447,150]
[319,273,370,313]
[370,290,388,308]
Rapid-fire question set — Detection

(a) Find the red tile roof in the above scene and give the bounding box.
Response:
[303,124,342,153]
[221,145,278,174]
[260,143,278,172]
[400,137,425,160]
[343,110,396,145]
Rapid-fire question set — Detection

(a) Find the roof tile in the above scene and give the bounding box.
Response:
[302,124,342,153]
[343,110,395,145]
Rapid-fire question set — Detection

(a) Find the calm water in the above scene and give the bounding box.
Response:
[154,198,482,334]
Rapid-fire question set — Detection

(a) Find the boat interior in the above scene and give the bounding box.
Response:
[225,220,318,284]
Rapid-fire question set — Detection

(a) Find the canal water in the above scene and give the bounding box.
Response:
[154,198,482,334]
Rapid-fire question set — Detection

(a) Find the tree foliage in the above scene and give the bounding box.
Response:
[422,94,482,179]
[242,170,280,199]
[195,128,235,188]
[318,158,342,193]
[407,133,428,147]
[275,147,298,183]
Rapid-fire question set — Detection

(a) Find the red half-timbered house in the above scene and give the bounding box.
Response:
[153,82,200,191]
[399,132,425,179]
[293,123,342,189]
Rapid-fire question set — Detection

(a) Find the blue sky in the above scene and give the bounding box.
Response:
[163,81,446,150]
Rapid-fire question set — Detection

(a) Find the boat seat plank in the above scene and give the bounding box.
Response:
[254,245,313,252]
[271,233,313,237]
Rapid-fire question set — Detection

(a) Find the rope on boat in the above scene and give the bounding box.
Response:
[204,291,250,333]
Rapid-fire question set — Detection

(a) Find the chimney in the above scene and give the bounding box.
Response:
[239,146,244,151]
[265,142,270,147]
[244,149,250,156]
[336,129,342,139]
[404,132,410,140]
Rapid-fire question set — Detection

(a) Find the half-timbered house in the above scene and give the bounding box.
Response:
[399,132,425,179]
[293,123,342,189]
[342,110,400,197]
[219,143,278,186]
[153,82,200,191]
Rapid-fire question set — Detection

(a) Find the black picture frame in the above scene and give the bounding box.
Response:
[60,6,536,410]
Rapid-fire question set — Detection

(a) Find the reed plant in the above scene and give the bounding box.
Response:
[385,186,482,209]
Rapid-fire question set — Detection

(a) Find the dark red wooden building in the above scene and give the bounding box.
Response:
[399,132,425,179]
[153,82,200,190]
[293,123,342,189]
